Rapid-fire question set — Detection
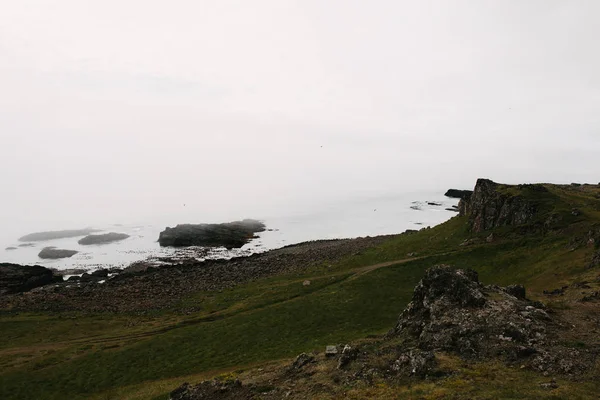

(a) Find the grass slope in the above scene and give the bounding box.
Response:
[1,183,599,399]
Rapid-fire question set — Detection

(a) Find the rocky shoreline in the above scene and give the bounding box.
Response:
[0,233,408,313]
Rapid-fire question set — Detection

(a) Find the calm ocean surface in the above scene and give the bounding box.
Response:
[0,191,459,271]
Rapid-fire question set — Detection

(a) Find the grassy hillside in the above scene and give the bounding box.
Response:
[1,182,599,399]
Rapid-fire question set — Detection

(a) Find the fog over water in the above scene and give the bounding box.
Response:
[1,1,599,265]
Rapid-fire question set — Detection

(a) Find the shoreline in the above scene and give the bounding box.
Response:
[0,230,424,313]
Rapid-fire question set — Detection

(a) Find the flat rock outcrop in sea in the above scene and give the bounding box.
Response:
[38,247,79,259]
[78,232,130,245]
[158,219,266,249]
[19,228,98,242]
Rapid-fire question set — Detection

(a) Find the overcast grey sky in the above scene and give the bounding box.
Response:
[1,1,599,230]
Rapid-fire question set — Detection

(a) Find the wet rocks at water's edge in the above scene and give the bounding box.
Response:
[0,263,62,295]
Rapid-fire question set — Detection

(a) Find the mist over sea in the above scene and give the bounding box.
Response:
[0,191,459,271]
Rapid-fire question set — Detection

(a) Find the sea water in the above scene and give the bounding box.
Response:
[0,191,459,271]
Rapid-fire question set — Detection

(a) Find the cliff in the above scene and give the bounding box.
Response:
[459,179,539,232]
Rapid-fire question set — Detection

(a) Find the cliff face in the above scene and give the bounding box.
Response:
[459,179,538,232]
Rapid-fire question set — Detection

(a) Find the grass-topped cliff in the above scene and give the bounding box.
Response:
[1,180,599,399]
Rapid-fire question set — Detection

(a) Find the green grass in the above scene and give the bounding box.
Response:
[1,182,600,399]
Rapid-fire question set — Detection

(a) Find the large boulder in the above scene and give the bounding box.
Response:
[38,247,78,259]
[158,219,266,249]
[0,263,61,295]
[78,233,130,245]
[19,229,98,242]
[393,265,589,373]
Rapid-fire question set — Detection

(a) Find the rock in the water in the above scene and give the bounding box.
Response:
[78,233,130,245]
[0,263,61,295]
[5,247,17,251]
[158,219,266,249]
[38,247,78,259]
[18,243,35,248]
[19,229,98,242]
[444,189,474,199]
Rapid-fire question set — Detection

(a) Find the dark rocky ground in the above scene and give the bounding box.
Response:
[0,235,396,313]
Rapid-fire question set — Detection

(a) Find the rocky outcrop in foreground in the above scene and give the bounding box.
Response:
[459,179,539,232]
[168,266,597,399]
[0,263,61,295]
[19,229,98,242]
[158,219,266,248]
[78,233,130,245]
[38,247,78,259]
[392,266,588,372]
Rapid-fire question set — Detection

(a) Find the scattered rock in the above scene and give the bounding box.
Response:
[571,208,581,216]
[302,280,311,286]
[290,353,315,370]
[338,345,359,370]
[0,263,61,295]
[91,269,109,278]
[169,379,252,400]
[486,233,494,243]
[504,284,527,299]
[325,345,338,357]
[19,229,98,242]
[539,379,559,390]
[158,219,266,249]
[391,350,437,377]
[67,276,80,282]
[78,233,130,245]
[543,286,568,296]
[459,238,480,247]
[79,273,94,283]
[38,247,78,259]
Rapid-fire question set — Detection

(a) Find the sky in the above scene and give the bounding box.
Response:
[1,0,599,232]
